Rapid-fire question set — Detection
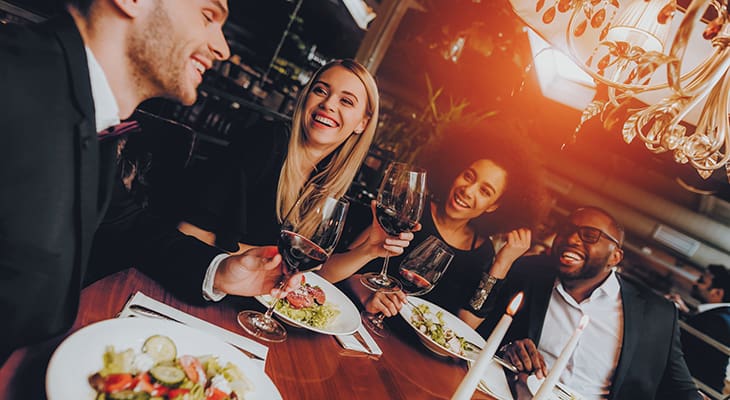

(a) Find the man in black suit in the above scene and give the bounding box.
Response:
[679,264,730,395]
[480,207,701,399]
[0,0,295,361]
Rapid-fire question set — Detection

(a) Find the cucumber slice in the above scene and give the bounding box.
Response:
[142,335,176,363]
[149,365,185,387]
[107,390,151,400]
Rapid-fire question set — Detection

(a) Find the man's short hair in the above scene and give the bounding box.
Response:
[707,264,730,302]
[571,206,625,246]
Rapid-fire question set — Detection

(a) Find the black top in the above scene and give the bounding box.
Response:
[361,205,496,318]
[186,119,335,250]
[681,305,730,393]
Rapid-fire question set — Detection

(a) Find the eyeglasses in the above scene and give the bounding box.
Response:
[557,222,621,246]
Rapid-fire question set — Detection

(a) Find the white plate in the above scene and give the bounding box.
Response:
[46,318,281,400]
[255,271,360,335]
[399,296,485,362]
[468,360,514,400]
[526,374,583,400]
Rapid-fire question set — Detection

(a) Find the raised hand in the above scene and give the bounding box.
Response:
[491,228,531,278]
[214,246,301,297]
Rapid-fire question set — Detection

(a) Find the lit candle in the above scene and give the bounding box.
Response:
[533,315,590,400]
[452,292,524,400]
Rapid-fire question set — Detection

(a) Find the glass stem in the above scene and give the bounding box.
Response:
[379,254,391,280]
[263,279,289,320]
[373,312,385,327]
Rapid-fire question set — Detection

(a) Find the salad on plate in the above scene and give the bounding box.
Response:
[89,334,253,400]
[410,303,479,356]
[274,279,339,329]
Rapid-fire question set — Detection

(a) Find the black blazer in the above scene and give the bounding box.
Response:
[0,15,219,358]
[479,255,701,400]
[682,305,730,393]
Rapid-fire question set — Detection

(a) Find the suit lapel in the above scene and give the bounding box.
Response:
[528,274,555,344]
[48,14,98,281]
[609,277,646,399]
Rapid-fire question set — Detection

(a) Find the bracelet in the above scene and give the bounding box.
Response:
[469,273,499,310]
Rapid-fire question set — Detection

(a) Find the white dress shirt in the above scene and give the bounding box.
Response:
[85,47,227,301]
[538,271,624,399]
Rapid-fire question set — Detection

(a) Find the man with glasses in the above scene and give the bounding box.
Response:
[479,207,701,400]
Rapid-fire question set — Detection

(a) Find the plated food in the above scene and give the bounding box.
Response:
[399,296,485,362]
[255,272,359,335]
[275,280,339,329]
[46,318,281,400]
[88,334,251,399]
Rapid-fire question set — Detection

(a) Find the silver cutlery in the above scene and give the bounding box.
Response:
[126,304,264,361]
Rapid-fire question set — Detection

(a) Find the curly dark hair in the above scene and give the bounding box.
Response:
[419,119,549,237]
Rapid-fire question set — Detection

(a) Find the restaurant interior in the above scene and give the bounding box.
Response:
[2,0,730,399]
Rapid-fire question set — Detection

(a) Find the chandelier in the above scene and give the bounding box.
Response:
[509,0,730,181]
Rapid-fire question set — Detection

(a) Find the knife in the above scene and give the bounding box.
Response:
[127,304,265,361]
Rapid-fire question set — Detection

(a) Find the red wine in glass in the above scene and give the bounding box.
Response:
[363,235,454,337]
[375,204,418,236]
[360,162,427,294]
[399,268,433,295]
[237,185,349,342]
[278,230,329,274]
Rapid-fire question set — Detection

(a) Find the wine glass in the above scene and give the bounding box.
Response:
[360,162,427,292]
[237,185,349,342]
[363,235,454,336]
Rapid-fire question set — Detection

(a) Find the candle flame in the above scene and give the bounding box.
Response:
[579,315,590,329]
[507,292,524,316]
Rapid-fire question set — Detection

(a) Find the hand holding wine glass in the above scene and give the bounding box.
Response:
[363,235,454,336]
[360,162,427,292]
[237,185,349,342]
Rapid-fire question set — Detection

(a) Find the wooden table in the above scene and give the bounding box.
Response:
[0,268,498,399]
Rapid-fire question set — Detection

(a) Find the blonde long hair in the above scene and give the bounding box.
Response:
[276,59,379,221]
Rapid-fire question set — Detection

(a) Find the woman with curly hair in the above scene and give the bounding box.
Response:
[323,120,548,328]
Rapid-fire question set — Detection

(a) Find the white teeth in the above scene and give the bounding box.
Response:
[313,114,337,127]
[191,59,206,74]
[562,251,582,261]
[454,196,469,208]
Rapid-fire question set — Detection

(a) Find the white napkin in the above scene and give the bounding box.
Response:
[335,323,382,356]
[118,291,268,362]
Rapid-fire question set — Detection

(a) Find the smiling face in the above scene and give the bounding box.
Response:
[443,159,508,222]
[552,209,623,283]
[127,0,230,105]
[301,65,370,153]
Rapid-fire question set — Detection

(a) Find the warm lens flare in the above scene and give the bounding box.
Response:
[507,292,524,316]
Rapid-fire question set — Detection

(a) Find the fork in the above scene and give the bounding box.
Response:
[127,304,265,361]
[405,299,519,373]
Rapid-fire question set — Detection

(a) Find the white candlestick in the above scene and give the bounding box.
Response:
[452,292,524,400]
[533,315,590,400]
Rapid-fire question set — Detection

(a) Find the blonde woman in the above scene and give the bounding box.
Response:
[179,59,412,260]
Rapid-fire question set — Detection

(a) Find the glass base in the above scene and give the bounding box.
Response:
[359,272,402,292]
[237,310,287,343]
[361,310,389,338]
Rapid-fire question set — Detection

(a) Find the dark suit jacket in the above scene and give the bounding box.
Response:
[479,255,700,400]
[682,305,730,393]
[0,14,219,359]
